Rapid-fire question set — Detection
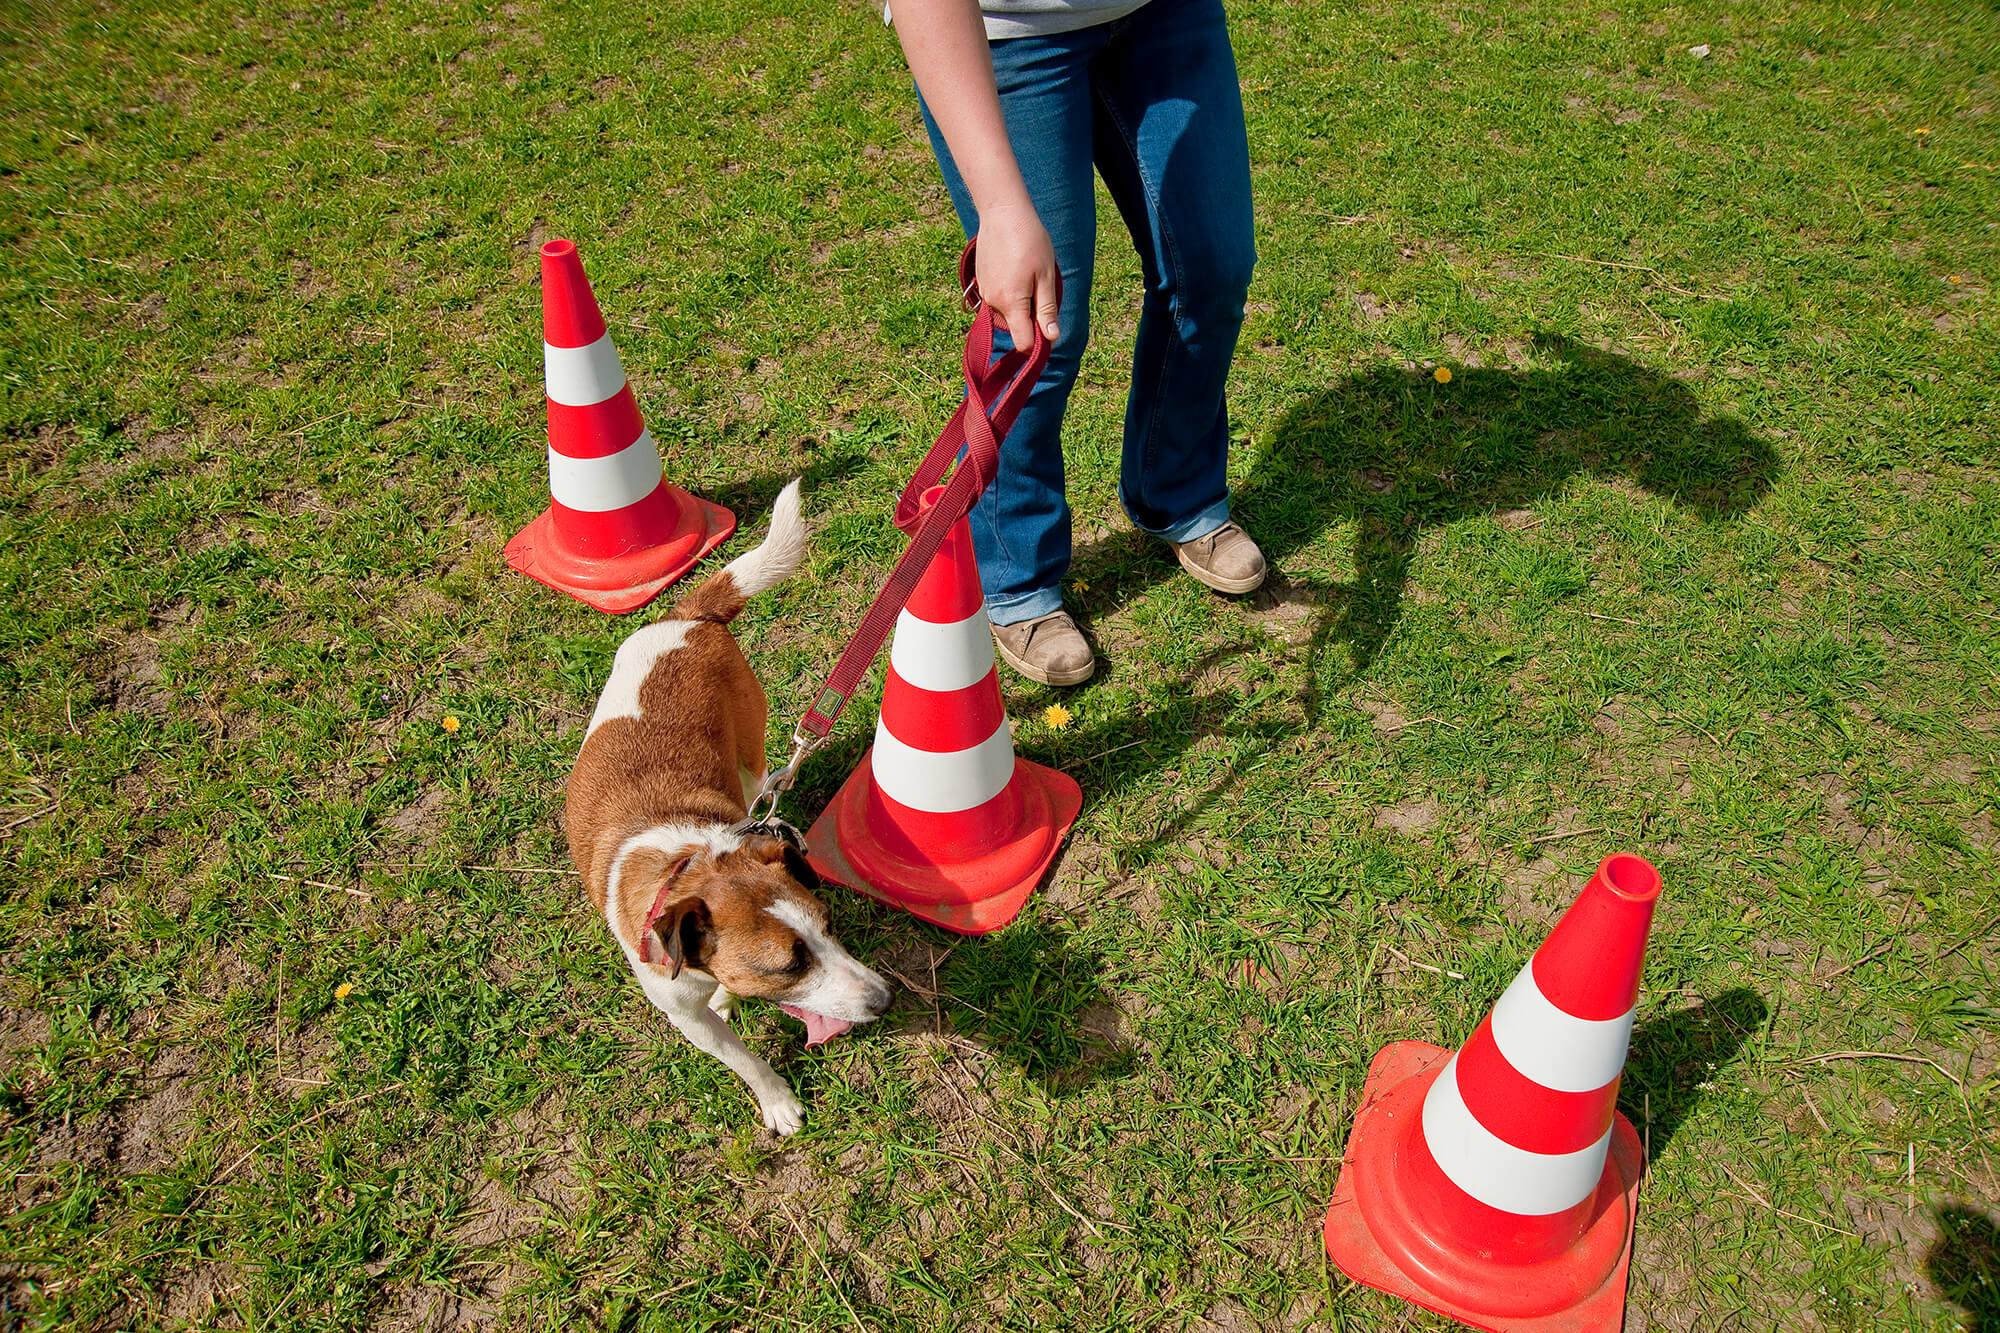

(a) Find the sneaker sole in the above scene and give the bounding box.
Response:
[992,632,1096,687]
[1174,547,1267,596]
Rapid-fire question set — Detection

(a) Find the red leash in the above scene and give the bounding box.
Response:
[741,240,1052,828]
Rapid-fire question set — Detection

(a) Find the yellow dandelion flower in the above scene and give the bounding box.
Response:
[1433,366,1452,384]
[1914,127,1931,135]
[335,982,354,999]
[1071,579,1090,594]
[440,715,461,733]
[1043,704,1073,730]
[1948,274,1963,283]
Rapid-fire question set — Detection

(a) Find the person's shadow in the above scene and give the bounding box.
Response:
[1072,333,1781,671]
[1929,1204,2000,1330]
[1045,335,1782,858]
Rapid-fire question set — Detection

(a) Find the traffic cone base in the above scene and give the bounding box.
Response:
[505,492,735,614]
[806,751,1080,934]
[1323,1041,1642,1333]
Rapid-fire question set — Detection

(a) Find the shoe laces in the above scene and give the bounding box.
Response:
[1194,522,1243,554]
[1024,611,1074,645]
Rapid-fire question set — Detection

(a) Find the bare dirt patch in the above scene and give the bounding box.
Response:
[1356,697,1411,732]
[197,945,259,1002]
[158,1260,243,1326]
[910,1036,1003,1137]
[452,1097,584,1250]
[382,788,451,844]
[0,1005,51,1061]
[1374,796,1442,836]
[1245,576,1329,648]
[114,1042,205,1175]
[378,1284,498,1333]
[110,631,168,716]
[743,1149,828,1224]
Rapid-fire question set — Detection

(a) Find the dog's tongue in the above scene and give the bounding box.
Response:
[778,1004,853,1047]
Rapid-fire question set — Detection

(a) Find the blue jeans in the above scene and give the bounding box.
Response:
[919,0,1257,626]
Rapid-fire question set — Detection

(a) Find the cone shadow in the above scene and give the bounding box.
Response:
[802,816,1129,1093]
[1617,987,1767,1161]
[791,725,875,816]
[937,918,1133,1094]
[709,446,868,525]
[1927,1203,2000,1331]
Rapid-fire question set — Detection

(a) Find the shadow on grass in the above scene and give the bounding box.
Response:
[710,445,868,525]
[1046,630,1315,870]
[937,917,1133,1094]
[1618,987,1768,1161]
[1928,1204,2000,1331]
[799,815,1129,1094]
[1072,333,1781,670]
[1043,336,1783,866]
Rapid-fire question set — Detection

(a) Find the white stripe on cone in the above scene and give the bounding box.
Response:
[888,608,995,693]
[871,719,1014,813]
[544,334,628,407]
[548,432,664,512]
[1489,966,1636,1094]
[1422,1054,1612,1216]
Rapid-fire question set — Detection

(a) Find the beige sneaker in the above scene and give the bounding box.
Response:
[1171,521,1267,594]
[991,610,1096,686]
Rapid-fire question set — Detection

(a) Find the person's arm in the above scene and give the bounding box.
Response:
[890,0,1062,342]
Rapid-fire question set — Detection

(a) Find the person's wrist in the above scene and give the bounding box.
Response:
[972,187,1037,229]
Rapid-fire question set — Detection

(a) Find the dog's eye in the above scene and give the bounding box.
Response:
[784,940,811,975]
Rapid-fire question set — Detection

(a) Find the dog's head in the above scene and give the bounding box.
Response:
[642,835,892,1035]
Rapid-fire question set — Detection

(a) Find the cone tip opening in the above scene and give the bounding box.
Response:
[540,238,577,261]
[1600,852,1662,904]
[895,484,948,534]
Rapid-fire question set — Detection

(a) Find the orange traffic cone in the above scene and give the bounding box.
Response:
[804,488,1081,934]
[1322,853,1662,1331]
[505,239,734,613]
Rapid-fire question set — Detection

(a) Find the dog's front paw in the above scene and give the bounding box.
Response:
[760,1090,806,1136]
[707,986,736,1026]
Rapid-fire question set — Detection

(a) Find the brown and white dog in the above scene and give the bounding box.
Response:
[566,481,892,1135]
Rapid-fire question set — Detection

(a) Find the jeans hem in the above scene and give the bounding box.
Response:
[985,586,1067,627]
[1122,493,1233,545]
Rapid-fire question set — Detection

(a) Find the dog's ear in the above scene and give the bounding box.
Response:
[745,833,822,890]
[781,844,822,892]
[649,897,711,978]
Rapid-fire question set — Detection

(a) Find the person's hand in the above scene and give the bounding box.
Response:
[974,199,1061,344]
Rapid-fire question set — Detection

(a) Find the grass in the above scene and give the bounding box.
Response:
[1,0,1996,1328]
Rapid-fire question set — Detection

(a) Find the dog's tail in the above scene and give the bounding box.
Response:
[670,479,806,624]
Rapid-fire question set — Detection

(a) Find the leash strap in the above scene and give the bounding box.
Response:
[804,240,1050,740]
[745,240,1052,824]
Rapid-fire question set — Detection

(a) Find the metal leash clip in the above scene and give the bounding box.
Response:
[733,725,823,840]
